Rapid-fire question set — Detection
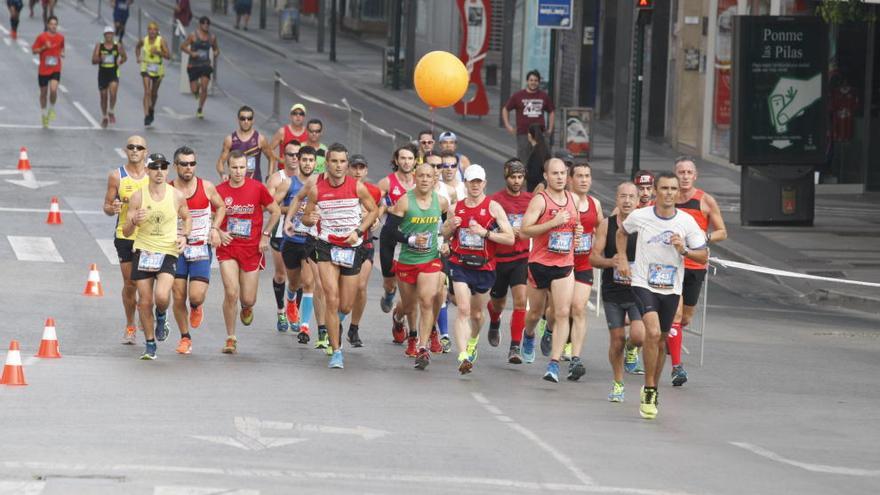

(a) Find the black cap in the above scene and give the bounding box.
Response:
[350,154,368,166]
[553,150,575,166]
[146,153,169,168]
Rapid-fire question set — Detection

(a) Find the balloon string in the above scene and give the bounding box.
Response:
[430,107,435,135]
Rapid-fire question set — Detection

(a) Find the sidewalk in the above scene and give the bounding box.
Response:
[180,0,880,314]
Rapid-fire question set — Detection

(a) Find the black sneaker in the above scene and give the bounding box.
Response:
[540,329,553,357]
[507,345,522,364]
[487,319,501,347]
[414,348,430,370]
[567,356,586,381]
[348,327,363,348]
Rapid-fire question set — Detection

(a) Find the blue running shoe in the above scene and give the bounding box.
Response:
[380,290,396,313]
[328,350,344,369]
[155,311,169,342]
[543,361,560,383]
[671,364,688,386]
[624,345,639,374]
[140,341,157,360]
[608,381,625,402]
[522,335,536,363]
[276,314,289,333]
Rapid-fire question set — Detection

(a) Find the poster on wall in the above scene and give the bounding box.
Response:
[454,0,491,116]
[563,107,593,159]
[523,0,551,89]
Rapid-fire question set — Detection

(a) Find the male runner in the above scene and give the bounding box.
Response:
[346,154,382,347]
[487,159,532,363]
[519,158,582,383]
[669,157,727,386]
[123,153,191,360]
[305,118,328,173]
[216,106,275,182]
[266,139,301,333]
[111,0,132,40]
[616,172,708,419]
[439,150,466,202]
[590,182,645,402]
[182,16,219,119]
[427,153,455,353]
[300,144,379,369]
[170,146,226,354]
[32,16,64,129]
[270,103,308,163]
[416,130,434,164]
[103,136,150,344]
[635,172,655,207]
[215,151,281,353]
[437,131,470,178]
[92,26,127,128]
[447,165,515,374]
[7,0,21,40]
[135,21,170,126]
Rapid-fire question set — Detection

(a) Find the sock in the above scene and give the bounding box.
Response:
[668,322,683,366]
[180,333,191,340]
[273,280,285,310]
[300,293,314,328]
[146,338,156,344]
[349,323,358,334]
[318,324,327,337]
[510,309,525,345]
[156,310,166,318]
[338,311,346,324]
[190,303,199,311]
[12,18,18,31]
[296,288,303,305]
[286,288,297,302]
[487,301,501,324]
[467,336,478,348]
[437,304,448,337]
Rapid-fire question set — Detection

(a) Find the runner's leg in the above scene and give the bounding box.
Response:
[220,260,241,337]
[548,274,575,361]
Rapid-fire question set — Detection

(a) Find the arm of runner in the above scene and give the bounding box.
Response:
[593,197,605,224]
[704,193,728,244]
[485,200,515,246]
[268,127,284,164]
[180,34,194,56]
[102,169,122,216]
[160,38,171,60]
[589,219,614,269]
[215,135,232,181]
[204,181,228,246]
[121,190,144,238]
[91,43,101,65]
[118,43,128,65]
[459,154,471,169]
[300,185,319,227]
[614,224,631,279]
[261,134,276,180]
[211,34,220,58]
[520,194,565,239]
[349,181,379,245]
[176,189,192,252]
[270,177,290,212]
[135,39,143,64]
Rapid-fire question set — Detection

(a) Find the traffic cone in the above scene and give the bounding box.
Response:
[0,340,27,386]
[17,147,31,171]
[83,263,104,297]
[46,197,62,225]
[35,318,61,359]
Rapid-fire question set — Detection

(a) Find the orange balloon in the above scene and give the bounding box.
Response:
[413,51,469,109]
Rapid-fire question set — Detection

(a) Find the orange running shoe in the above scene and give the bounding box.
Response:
[405,335,418,357]
[286,299,299,327]
[429,328,442,354]
[222,336,238,354]
[189,305,204,329]
[176,337,192,354]
[122,325,137,345]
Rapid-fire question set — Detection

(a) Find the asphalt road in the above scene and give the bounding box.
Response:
[0,3,878,494]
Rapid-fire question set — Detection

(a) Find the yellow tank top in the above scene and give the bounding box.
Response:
[133,183,179,257]
[140,35,164,77]
[115,166,149,240]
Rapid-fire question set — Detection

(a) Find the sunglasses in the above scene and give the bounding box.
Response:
[284,152,299,157]
[291,111,305,116]
[148,164,169,170]
[127,144,146,151]
[308,128,322,133]
[177,161,197,167]
[420,140,435,145]
[439,164,456,169]
[239,115,254,121]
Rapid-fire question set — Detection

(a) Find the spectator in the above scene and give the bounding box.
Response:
[174,0,192,27]
[525,123,551,193]
[502,70,555,164]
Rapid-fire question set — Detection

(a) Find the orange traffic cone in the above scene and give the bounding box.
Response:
[17,147,31,171]
[35,318,61,359]
[0,340,27,386]
[83,263,104,297]
[46,197,62,225]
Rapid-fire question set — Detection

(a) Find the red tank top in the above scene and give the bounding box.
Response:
[676,189,709,269]
[574,195,599,272]
[490,188,532,261]
[280,125,308,158]
[449,196,497,271]
[173,178,211,245]
[362,181,382,244]
[384,172,412,206]
[316,175,362,247]
[528,190,578,268]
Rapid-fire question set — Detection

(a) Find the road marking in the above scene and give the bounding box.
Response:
[73,101,102,129]
[730,442,880,477]
[154,487,259,495]
[0,206,102,215]
[16,39,27,49]
[162,106,190,120]
[471,392,595,486]
[0,481,45,494]
[96,239,120,266]
[3,38,10,47]
[58,84,69,94]
[115,147,126,159]
[6,170,58,189]
[191,416,388,451]
[7,236,64,263]
[0,25,8,35]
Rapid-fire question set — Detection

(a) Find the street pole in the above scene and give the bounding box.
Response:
[259,0,266,30]
[499,0,515,127]
[330,0,337,62]
[612,2,634,175]
[317,0,325,53]
[631,11,648,177]
[391,0,402,89]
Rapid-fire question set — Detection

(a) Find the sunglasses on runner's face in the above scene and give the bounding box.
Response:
[291,111,305,116]
[127,144,146,151]
[177,161,197,167]
[308,128,322,133]
[420,140,434,145]
[148,164,169,170]
[239,115,254,121]
[285,152,299,158]
[439,163,456,169]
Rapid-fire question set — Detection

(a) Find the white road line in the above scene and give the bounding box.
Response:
[73,101,102,129]
[0,24,8,35]
[16,39,27,48]
[3,38,10,47]
[96,239,120,266]
[115,147,126,159]
[0,481,45,494]
[58,84,69,94]
[0,123,95,131]
[154,487,259,495]
[7,236,64,263]
[730,442,880,477]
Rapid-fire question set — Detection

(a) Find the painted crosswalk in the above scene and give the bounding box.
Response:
[0,481,259,494]
[7,236,64,262]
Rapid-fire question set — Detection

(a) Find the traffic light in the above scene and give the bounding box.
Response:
[637,0,654,9]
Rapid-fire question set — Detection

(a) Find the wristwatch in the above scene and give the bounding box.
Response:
[261,230,271,236]
[680,247,689,257]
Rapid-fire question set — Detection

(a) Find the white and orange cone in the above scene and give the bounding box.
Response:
[83,263,104,297]
[35,318,61,359]
[0,340,27,386]
[17,147,31,171]
[46,197,62,225]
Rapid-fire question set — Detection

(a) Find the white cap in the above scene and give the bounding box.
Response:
[463,164,486,182]
[103,26,115,34]
[438,131,457,142]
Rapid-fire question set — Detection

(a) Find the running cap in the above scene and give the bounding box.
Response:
[553,150,574,166]
[289,103,306,114]
[438,131,457,142]
[504,160,526,177]
[635,172,655,186]
[463,164,486,182]
[350,154,368,166]
[146,153,170,168]
[103,26,115,34]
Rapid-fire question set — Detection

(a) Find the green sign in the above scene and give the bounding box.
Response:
[731,16,827,165]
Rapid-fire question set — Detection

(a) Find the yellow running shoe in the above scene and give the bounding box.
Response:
[240,307,254,326]
[639,386,658,419]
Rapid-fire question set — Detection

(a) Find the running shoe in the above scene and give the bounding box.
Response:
[155,311,169,342]
[405,335,418,357]
[540,328,553,357]
[640,387,658,419]
[671,364,688,387]
[562,342,573,361]
[47,108,56,121]
[487,304,501,347]
[466,337,479,363]
[567,356,586,381]
[633,357,645,375]
[176,337,192,355]
[315,328,329,349]
[276,313,289,333]
[42,115,49,129]
[414,347,430,370]
[440,335,452,354]
[144,115,151,127]
[380,290,395,313]
[297,324,311,344]
[10,30,16,41]
[457,351,474,375]
[608,381,625,402]
[286,300,300,329]
[108,113,116,124]
[348,327,363,347]
[429,328,442,353]
[624,346,640,374]
[196,108,204,119]
[140,341,157,360]
[536,318,547,337]
[328,350,344,369]
[240,307,254,326]
[522,335,536,363]
[189,305,204,329]
[122,325,137,345]
[222,336,237,354]
[101,116,109,129]
[508,345,523,364]
[391,318,406,344]
[543,361,560,383]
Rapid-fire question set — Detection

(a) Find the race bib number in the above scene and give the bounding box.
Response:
[548,231,573,254]
[293,211,311,234]
[118,2,129,10]
[648,263,677,289]
[407,232,434,253]
[507,214,523,229]
[45,56,59,67]
[146,63,159,74]
[574,233,593,254]
[458,229,484,250]
[612,262,634,285]
[183,244,210,262]
[196,49,209,61]
[102,54,115,65]
[246,155,256,173]
[228,217,252,239]
[330,246,356,268]
[138,251,165,272]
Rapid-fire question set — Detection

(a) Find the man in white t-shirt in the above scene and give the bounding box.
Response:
[615,172,707,420]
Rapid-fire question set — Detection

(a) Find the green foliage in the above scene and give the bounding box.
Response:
[816,0,876,25]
